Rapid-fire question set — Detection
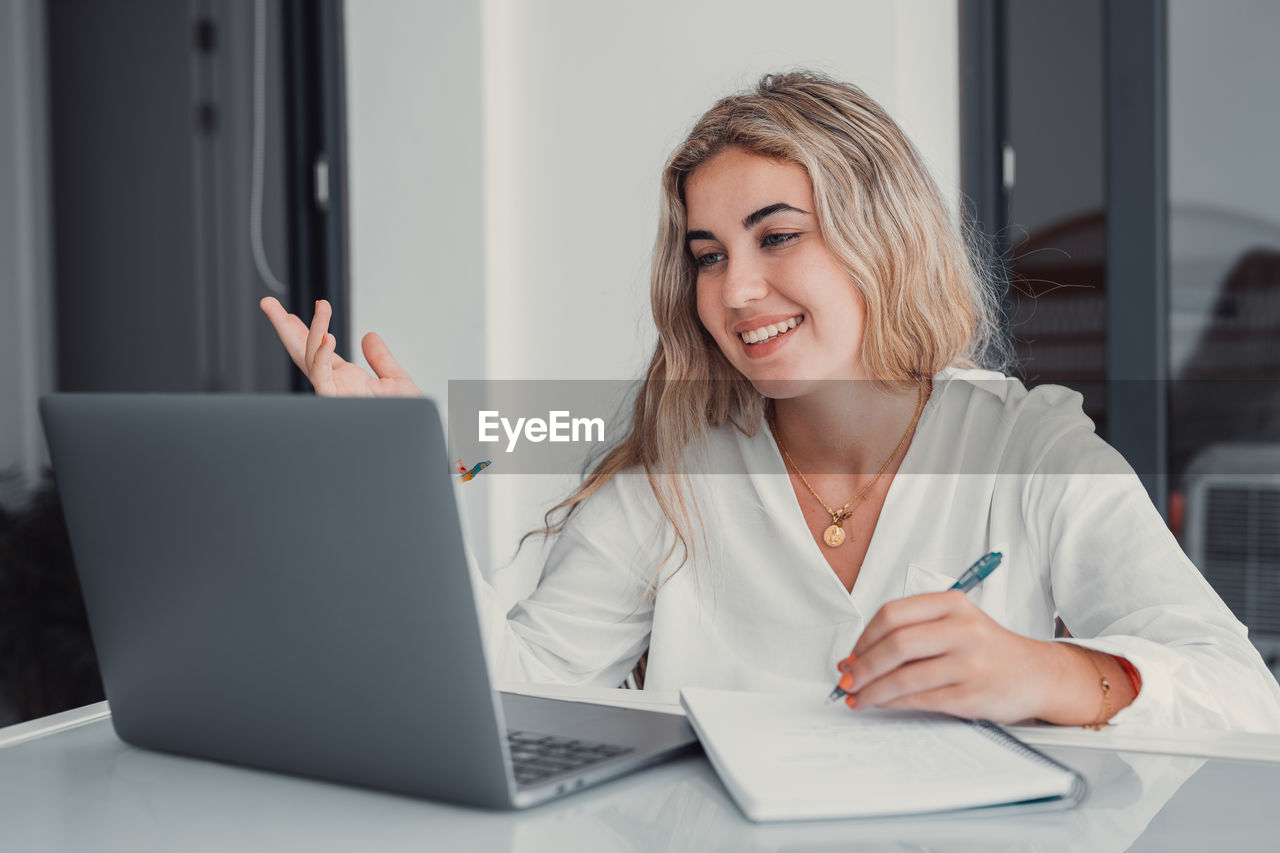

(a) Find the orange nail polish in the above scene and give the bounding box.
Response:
[844,694,857,709]
[838,672,853,692]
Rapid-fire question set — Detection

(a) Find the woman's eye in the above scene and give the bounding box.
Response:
[696,251,726,268]
[762,232,799,248]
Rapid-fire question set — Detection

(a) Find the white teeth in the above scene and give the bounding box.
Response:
[739,315,804,344]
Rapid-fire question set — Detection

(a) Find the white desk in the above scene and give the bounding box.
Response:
[2,701,1279,852]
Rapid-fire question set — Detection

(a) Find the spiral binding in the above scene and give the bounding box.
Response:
[969,719,1090,806]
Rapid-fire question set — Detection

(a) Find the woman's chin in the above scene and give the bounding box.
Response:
[747,376,816,400]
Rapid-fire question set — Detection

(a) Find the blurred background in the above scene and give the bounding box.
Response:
[1,0,1277,724]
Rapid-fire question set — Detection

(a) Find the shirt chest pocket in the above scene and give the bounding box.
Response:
[903,559,984,607]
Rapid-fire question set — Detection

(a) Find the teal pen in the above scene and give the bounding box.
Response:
[826,551,1004,703]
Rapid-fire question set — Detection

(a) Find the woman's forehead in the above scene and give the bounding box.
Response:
[685,149,814,226]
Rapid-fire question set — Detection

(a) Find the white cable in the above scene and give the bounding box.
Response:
[251,0,288,295]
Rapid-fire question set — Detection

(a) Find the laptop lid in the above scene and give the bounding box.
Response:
[40,394,515,807]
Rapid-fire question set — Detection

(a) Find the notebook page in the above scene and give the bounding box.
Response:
[681,688,1080,822]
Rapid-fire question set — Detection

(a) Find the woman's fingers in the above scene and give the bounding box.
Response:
[312,333,337,396]
[259,296,310,370]
[874,681,973,716]
[851,650,959,709]
[845,617,955,697]
[261,298,413,397]
[852,590,965,658]
[305,300,332,376]
[361,332,408,380]
[841,590,1049,722]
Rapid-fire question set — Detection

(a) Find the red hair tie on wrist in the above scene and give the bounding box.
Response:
[1112,655,1143,696]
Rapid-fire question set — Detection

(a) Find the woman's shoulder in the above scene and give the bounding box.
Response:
[926,366,1103,473]
[933,366,1092,426]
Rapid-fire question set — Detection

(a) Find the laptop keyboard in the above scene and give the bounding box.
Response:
[506,730,635,787]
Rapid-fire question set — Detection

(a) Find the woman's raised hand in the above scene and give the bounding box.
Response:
[259,297,422,398]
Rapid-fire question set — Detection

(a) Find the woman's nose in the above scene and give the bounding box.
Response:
[721,258,769,307]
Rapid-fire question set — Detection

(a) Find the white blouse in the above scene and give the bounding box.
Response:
[473,368,1280,731]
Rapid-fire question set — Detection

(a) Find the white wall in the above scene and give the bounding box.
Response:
[484,0,959,383]
[344,0,960,602]
[343,2,487,400]
[0,0,54,503]
[342,0,491,568]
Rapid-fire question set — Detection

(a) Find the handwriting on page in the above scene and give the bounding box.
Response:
[682,691,1080,820]
[776,719,987,782]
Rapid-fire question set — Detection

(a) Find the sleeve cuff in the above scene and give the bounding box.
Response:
[1055,637,1165,728]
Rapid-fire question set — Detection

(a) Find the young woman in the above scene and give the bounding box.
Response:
[262,72,1280,731]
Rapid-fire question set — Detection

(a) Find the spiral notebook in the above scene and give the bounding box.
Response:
[680,688,1087,822]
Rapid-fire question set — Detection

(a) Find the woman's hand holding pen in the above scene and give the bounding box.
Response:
[259,297,422,398]
[836,590,1107,726]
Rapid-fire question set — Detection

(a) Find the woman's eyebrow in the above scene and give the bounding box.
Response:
[742,202,809,229]
[685,203,811,247]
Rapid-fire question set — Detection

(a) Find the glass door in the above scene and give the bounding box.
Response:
[1167,0,1280,667]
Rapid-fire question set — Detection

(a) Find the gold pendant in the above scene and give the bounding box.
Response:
[823,524,846,548]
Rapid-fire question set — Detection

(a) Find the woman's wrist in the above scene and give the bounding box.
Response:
[1032,640,1138,726]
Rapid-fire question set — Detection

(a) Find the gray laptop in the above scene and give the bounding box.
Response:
[40,394,696,809]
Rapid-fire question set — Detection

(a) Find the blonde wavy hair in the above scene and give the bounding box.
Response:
[528,71,1006,586]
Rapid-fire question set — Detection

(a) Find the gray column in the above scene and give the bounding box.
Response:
[1105,0,1169,516]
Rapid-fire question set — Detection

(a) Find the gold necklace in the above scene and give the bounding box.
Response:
[770,387,927,548]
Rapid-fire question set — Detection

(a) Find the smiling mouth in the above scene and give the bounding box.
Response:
[740,315,804,345]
